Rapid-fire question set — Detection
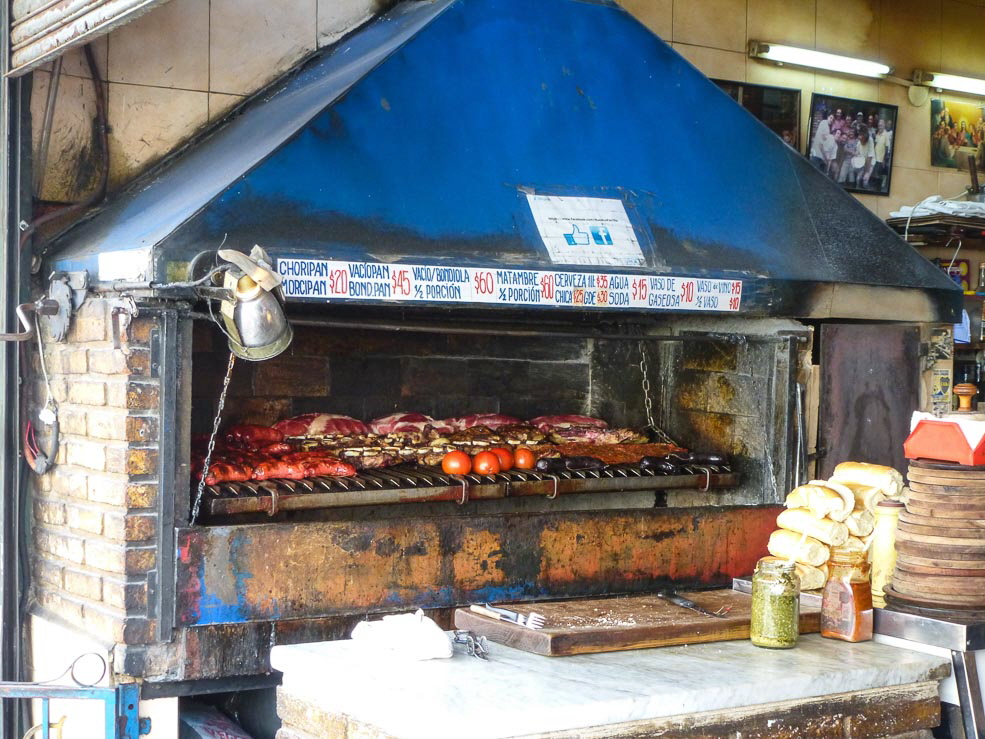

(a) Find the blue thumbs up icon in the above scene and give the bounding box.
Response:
[564,224,590,246]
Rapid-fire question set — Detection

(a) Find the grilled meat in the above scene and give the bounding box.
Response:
[204,462,253,485]
[548,427,648,444]
[274,413,370,437]
[369,412,453,434]
[529,415,608,432]
[224,424,285,450]
[445,413,523,431]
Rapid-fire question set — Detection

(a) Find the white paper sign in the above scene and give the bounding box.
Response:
[525,194,645,267]
[98,247,151,281]
[277,259,743,313]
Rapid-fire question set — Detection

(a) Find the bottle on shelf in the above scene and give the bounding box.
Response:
[750,556,800,649]
[869,500,904,609]
[820,547,873,642]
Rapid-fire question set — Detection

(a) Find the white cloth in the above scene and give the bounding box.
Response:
[890,195,985,219]
[955,309,972,344]
[350,609,453,661]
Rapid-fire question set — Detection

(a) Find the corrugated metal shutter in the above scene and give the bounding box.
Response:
[9,0,173,77]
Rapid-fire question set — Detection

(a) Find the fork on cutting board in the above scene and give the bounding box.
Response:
[470,603,546,629]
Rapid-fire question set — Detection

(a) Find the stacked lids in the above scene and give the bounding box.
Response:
[887,459,985,614]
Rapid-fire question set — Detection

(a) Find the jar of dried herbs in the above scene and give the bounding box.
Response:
[750,556,800,649]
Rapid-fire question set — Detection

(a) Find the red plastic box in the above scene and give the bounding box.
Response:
[904,419,985,466]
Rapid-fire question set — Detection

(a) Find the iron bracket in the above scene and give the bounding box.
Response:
[109,297,139,355]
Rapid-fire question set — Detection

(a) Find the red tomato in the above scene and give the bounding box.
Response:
[489,447,514,471]
[513,448,536,470]
[441,450,472,475]
[472,451,502,475]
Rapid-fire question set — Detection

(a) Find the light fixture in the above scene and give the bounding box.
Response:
[748,41,892,78]
[913,70,985,97]
[216,246,293,361]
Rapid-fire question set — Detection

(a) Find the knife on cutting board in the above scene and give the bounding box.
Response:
[655,589,730,618]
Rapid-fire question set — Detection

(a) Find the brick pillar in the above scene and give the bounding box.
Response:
[31,298,161,646]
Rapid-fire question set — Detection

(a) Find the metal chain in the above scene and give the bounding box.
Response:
[638,339,656,430]
[637,339,678,447]
[190,351,237,523]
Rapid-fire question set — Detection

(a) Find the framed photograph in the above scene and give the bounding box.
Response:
[930,98,985,171]
[713,80,801,150]
[806,93,898,196]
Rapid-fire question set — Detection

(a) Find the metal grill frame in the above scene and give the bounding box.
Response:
[201,462,738,516]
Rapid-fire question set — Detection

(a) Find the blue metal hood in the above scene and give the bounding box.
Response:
[46,0,960,322]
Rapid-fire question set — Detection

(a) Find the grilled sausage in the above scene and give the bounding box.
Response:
[563,456,606,471]
[640,457,679,474]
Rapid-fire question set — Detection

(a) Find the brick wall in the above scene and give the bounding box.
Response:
[192,323,599,431]
[31,298,161,647]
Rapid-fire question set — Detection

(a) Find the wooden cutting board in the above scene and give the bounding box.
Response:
[452,590,820,657]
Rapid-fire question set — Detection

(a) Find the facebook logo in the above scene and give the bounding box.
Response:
[590,226,612,245]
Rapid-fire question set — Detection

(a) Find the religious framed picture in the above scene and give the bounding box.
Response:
[712,80,800,150]
[806,93,898,196]
[930,98,985,171]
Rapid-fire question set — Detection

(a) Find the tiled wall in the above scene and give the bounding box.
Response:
[29,0,985,217]
[30,0,388,201]
[620,0,985,219]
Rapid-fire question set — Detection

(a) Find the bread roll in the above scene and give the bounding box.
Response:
[835,480,886,514]
[844,508,874,537]
[807,480,855,522]
[794,562,826,591]
[767,529,830,567]
[831,462,903,498]
[758,556,826,591]
[836,536,866,553]
[777,508,849,546]
[785,484,851,521]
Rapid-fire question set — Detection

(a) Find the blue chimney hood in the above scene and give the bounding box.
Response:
[45,0,960,322]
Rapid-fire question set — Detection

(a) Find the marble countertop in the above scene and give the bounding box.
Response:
[271,633,949,739]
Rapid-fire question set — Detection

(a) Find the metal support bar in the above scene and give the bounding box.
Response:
[0,299,61,342]
[952,650,985,739]
[0,681,150,738]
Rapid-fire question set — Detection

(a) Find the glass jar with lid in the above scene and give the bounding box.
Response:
[750,556,800,648]
[820,547,873,642]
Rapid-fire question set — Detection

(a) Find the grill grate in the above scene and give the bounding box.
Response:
[200,462,739,517]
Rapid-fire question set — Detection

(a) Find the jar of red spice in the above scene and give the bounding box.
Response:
[820,547,873,642]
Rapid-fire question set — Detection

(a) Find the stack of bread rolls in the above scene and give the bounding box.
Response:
[766,462,905,590]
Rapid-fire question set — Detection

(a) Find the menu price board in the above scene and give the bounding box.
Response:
[277,259,743,313]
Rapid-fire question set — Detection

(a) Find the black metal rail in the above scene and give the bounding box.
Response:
[201,463,738,516]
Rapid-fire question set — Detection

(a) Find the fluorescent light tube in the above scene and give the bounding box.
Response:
[749,42,892,78]
[914,70,985,97]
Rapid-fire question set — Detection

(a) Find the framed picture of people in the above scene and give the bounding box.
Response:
[930,98,985,171]
[712,80,801,150]
[807,93,898,196]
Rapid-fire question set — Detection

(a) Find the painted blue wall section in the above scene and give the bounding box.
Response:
[47,0,959,318]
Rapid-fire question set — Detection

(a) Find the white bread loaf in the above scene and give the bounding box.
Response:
[785,483,852,521]
[767,529,830,567]
[808,480,855,522]
[836,536,867,553]
[794,562,826,591]
[836,480,886,514]
[758,556,826,591]
[831,462,903,499]
[777,508,849,546]
[844,508,874,537]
